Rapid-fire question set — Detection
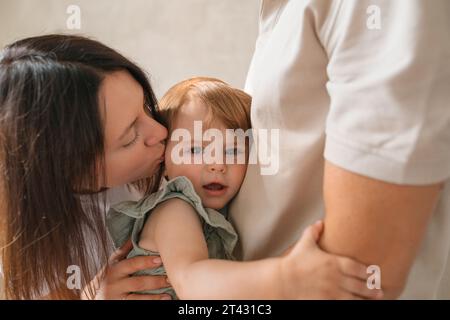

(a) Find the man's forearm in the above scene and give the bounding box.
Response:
[319,161,442,298]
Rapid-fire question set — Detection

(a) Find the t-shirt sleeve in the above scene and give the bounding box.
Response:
[322,0,450,184]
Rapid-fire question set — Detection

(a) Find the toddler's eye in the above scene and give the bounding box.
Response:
[190,146,203,154]
[225,148,243,156]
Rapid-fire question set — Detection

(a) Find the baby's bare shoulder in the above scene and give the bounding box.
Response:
[154,197,196,215]
[142,198,197,233]
[139,198,200,251]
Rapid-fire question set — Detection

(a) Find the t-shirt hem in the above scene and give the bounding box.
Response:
[324,133,450,185]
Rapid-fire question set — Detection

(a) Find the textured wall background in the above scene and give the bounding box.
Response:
[0,0,260,97]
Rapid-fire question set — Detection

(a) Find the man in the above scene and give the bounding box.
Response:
[230,0,450,299]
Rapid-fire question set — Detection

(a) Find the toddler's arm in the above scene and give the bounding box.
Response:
[139,198,382,300]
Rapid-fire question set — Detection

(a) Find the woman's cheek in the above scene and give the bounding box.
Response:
[104,151,141,186]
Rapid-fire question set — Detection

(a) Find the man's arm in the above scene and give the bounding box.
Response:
[319,161,443,299]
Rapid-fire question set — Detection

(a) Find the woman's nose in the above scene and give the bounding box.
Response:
[144,119,168,147]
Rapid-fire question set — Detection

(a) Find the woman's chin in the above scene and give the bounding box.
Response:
[135,162,163,181]
[104,161,162,188]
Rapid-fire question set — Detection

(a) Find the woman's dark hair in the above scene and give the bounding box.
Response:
[0,34,162,299]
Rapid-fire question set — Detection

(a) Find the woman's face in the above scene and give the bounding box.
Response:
[100,71,167,188]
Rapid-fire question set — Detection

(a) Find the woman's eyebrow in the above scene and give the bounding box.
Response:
[118,117,138,141]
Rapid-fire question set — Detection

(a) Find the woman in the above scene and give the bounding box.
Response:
[0,35,374,300]
[0,34,168,299]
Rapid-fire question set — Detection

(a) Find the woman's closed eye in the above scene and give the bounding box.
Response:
[122,103,154,149]
[123,129,140,148]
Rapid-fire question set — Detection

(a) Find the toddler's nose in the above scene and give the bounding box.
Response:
[208,163,226,174]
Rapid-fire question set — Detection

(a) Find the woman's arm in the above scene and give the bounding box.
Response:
[139,198,383,299]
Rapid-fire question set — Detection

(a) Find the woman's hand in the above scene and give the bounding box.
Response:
[81,239,172,300]
[278,221,383,300]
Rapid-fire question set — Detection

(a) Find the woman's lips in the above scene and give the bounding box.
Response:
[157,150,165,162]
[202,183,228,196]
[157,143,165,161]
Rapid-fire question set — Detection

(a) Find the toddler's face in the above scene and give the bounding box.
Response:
[164,99,248,210]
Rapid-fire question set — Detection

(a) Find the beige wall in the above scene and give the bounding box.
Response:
[0,0,260,97]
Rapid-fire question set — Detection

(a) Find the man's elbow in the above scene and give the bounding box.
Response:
[382,283,406,299]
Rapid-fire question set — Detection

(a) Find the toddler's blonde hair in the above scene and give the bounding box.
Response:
[158,77,251,132]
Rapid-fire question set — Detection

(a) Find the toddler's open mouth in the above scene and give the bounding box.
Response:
[202,183,228,196]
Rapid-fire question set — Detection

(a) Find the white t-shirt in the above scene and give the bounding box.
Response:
[229,0,450,299]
